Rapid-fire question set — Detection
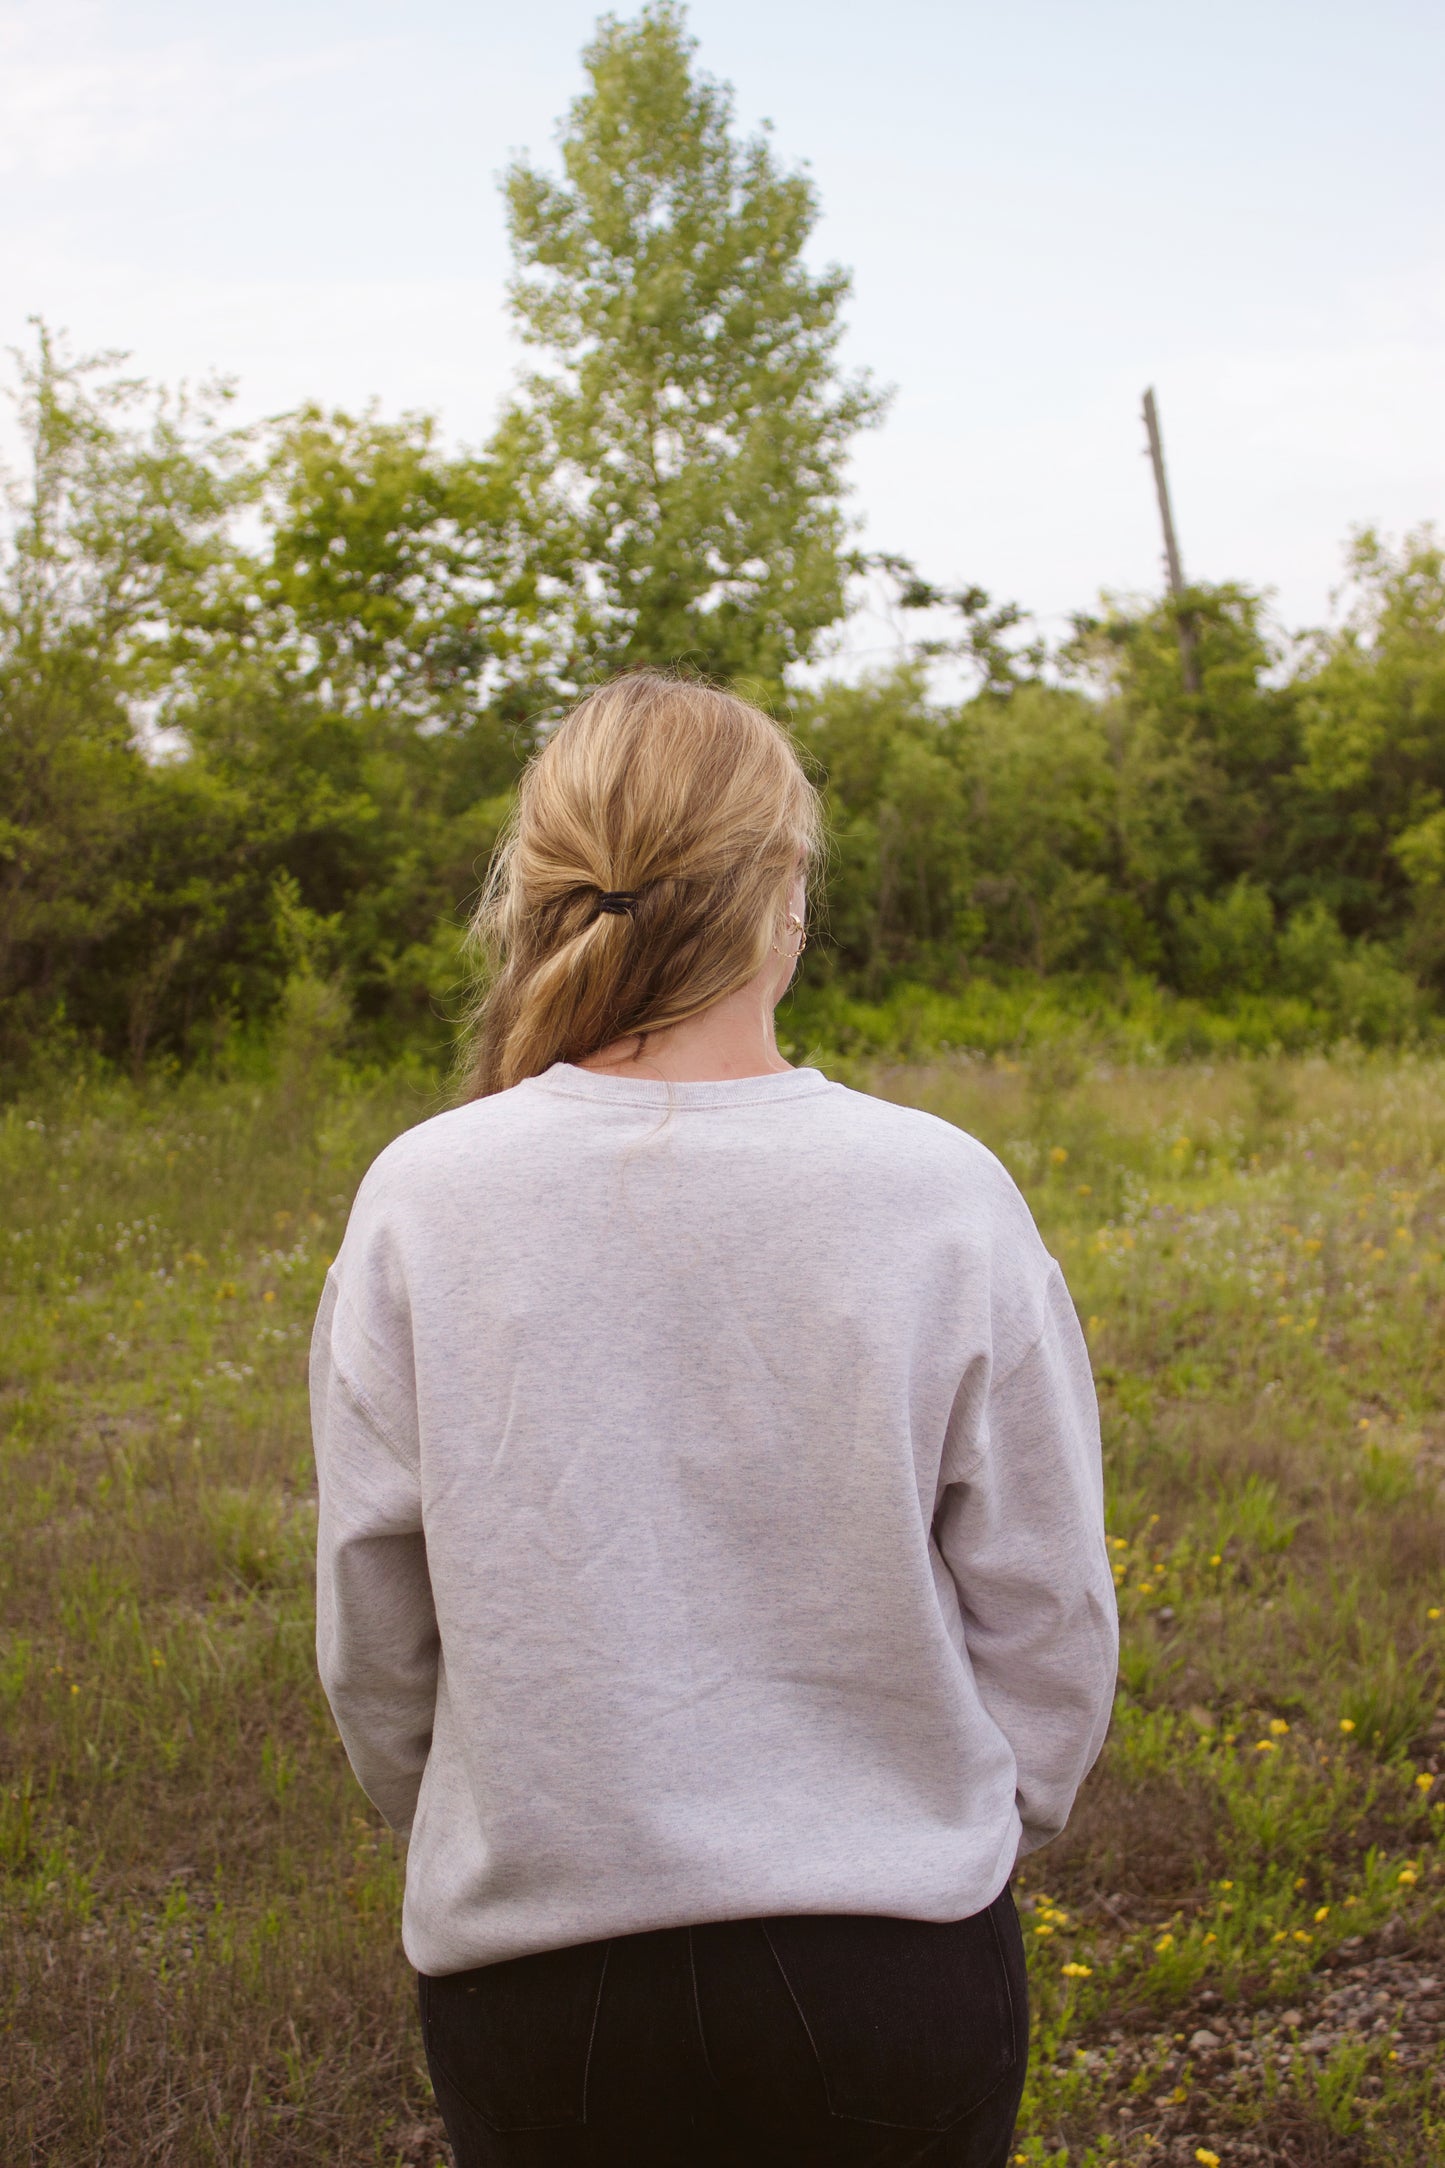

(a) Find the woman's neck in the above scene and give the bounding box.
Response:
[575,975,793,1084]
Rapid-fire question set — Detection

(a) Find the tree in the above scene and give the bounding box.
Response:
[167,406,540,1049]
[495,0,884,694]
[0,323,248,1066]
[221,405,551,742]
[1294,527,1445,981]
[0,334,521,1073]
[791,668,976,990]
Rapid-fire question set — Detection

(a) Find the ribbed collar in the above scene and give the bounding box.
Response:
[528,1062,836,1111]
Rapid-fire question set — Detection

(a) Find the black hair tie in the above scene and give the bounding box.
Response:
[596,891,638,917]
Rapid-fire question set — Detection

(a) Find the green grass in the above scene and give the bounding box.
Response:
[3,1043,1444,2164]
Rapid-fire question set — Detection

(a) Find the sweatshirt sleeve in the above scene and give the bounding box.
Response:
[310,1270,438,1834]
[933,1262,1118,1856]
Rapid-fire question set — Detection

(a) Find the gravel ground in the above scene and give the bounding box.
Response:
[1036,1922,1445,2163]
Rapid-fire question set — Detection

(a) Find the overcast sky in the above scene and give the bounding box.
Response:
[4,0,1443,659]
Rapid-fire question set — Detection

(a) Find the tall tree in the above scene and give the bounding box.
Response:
[495,0,884,693]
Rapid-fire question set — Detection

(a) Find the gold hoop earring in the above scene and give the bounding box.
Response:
[772,912,807,959]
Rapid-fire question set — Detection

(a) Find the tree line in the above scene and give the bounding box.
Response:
[4,2,1444,1079]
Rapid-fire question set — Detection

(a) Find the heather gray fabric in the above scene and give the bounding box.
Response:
[311,1063,1118,1975]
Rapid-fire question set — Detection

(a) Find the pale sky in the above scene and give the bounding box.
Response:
[4,0,1443,661]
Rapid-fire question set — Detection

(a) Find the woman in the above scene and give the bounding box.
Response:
[311,674,1118,2168]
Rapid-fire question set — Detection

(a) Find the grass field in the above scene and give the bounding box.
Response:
[3,1043,1444,2165]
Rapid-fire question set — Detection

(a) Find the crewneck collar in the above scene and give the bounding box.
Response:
[528,1062,836,1110]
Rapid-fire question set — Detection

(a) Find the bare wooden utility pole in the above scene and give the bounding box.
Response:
[1141,386,1199,693]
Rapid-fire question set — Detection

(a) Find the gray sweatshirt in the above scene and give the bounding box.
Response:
[311,1062,1117,1975]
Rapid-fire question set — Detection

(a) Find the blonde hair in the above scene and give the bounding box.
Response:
[461,674,823,1098]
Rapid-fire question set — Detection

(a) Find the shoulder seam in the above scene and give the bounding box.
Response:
[329,1355,419,1476]
[940,1263,1066,1491]
[327,1280,419,1474]
[991,1260,1070,1394]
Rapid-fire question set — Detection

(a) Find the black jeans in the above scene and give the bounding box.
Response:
[417,1885,1028,2167]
